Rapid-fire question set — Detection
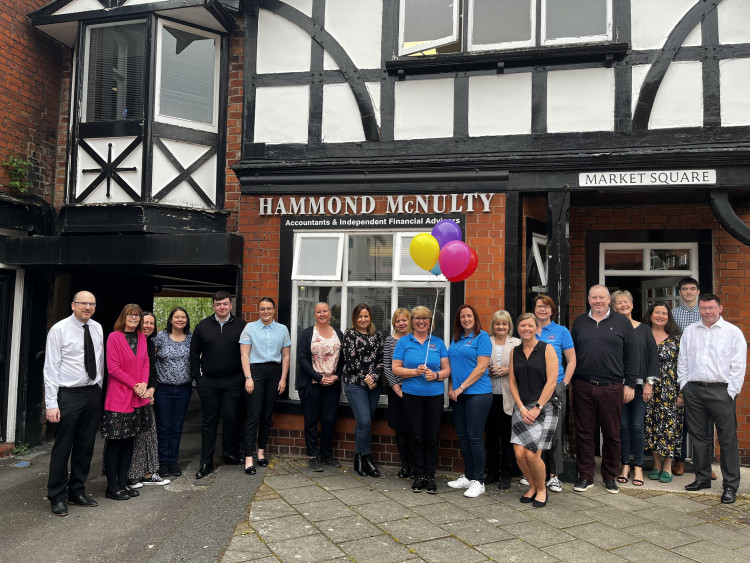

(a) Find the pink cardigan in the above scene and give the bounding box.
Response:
[105,331,150,413]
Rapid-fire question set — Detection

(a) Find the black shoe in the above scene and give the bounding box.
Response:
[125,486,140,497]
[412,477,425,492]
[50,500,68,516]
[485,471,500,484]
[67,493,98,507]
[721,485,736,504]
[684,480,711,491]
[223,455,243,466]
[604,479,619,494]
[362,454,380,477]
[308,457,323,472]
[425,478,437,494]
[498,478,511,490]
[322,456,341,468]
[257,457,269,467]
[520,493,535,504]
[573,478,594,492]
[354,453,366,476]
[169,463,182,477]
[159,464,172,477]
[397,467,410,479]
[196,463,214,479]
[532,492,548,508]
[105,489,130,501]
[244,464,256,475]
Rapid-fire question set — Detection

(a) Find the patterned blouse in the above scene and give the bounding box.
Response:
[311,327,341,378]
[153,330,192,385]
[342,329,383,386]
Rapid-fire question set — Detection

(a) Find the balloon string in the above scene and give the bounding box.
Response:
[424,285,441,367]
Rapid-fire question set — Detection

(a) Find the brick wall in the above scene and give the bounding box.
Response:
[0,2,64,201]
[569,203,750,464]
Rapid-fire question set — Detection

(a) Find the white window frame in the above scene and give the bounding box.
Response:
[393,232,447,281]
[291,232,345,281]
[154,19,221,133]
[541,0,613,46]
[530,232,548,292]
[599,242,699,278]
[288,229,451,402]
[398,0,460,56]
[467,0,537,52]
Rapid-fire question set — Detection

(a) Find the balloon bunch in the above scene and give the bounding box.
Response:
[409,220,479,282]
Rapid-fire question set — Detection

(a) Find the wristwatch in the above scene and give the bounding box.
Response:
[534,402,542,409]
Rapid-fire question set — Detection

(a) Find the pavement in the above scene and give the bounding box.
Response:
[1,391,749,562]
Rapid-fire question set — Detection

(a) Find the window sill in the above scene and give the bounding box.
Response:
[386,42,629,78]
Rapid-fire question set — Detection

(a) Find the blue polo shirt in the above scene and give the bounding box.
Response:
[392,333,448,397]
[448,330,492,394]
[239,319,291,363]
[537,321,574,383]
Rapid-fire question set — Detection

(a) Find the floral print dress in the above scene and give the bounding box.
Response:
[644,334,683,458]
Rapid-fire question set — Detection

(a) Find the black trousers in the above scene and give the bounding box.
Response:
[301,382,341,458]
[196,375,243,466]
[47,385,102,502]
[403,393,443,479]
[244,363,281,456]
[104,437,134,492]
[484,394,516,479]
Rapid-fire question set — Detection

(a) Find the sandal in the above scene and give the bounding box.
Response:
[659,471,673,483]
[648,468,662,480]
[616,476,629,484]
[632,478,644,486]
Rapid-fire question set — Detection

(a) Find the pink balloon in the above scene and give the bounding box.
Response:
[448,246,478,282]
[439,241,472,280]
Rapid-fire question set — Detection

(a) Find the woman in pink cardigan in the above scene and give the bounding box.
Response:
[103,304,151,500]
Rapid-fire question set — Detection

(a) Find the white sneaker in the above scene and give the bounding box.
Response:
[464,480,485,498]
[447,475,472,489]
[126,478,143,489]
[546,476,563,493]
[142,472,171,486]
[520,477,529,486]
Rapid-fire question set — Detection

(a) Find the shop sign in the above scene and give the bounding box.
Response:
[579,169,716,187]
[259,193,494,216]
[281,214,463,230]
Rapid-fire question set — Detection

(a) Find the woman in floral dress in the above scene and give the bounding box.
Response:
[642,303,683,483]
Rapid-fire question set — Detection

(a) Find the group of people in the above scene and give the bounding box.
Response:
[43,279,746,517]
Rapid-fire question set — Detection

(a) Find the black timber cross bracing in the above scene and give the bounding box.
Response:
[151,137,216,207]
[78,138,141,202]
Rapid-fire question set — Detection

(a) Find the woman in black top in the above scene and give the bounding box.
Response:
[509,313,559,508]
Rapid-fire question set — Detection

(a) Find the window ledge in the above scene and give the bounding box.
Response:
[386,42,629,77]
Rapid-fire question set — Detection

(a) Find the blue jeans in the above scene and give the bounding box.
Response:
[620,386,646,466]
[344,383,380,455]
[453,392,493,482]
[155,383,193,464]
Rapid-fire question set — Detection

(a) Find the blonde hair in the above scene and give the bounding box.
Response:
[490,310,514,336]
[611,290,633,308]
[515,312,538,334]
[410,306,432,332]
[391,308,411,336]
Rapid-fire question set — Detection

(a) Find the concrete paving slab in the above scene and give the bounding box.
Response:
[330,486,391,506]
[314,474,366,491]
[527,504,595,528]
[411,502,476,525]
[622,522,698,550]
[679,521,750,549]
[581,506,649,528]
[589,490,654,512]
[381,488,445,507]
[647,493,714,513]
[264,473,315,490]
[252,514,319,542]
[221,555,277,563]
[316,515,383,543]
[266,533,347,562]
[248,497,297,522]
[407,536,489,563]
[338,534,419,563]
[536,492,606,511]
[441,489,498,509]
[542,539,627,562]
[296,498,357,522]
[564,522,640,550]
[630,506,706,529]
[439,518,514,545]
[466,501,534,526]
[275,484,336,504]
[671,539,740,562]
[220,533,273,561]
[475,538,561,561]
[502,519,577,548]
[354,499,416,523]
[610,540,694,561]
[379,516,450,544]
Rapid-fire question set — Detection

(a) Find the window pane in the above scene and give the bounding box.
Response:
[399,235,427,277]
[296,237,341,277]
[85,23,146,121]
[546,0,607,40]
[472,0,531,45]
[397,287,447,342]
[403,0,454,45]
[604,250,643,270]
[160,26,216,124]
[296,286,342,340]
[650,250,690,271]
[348,235,393,282]
[347,288,391,335]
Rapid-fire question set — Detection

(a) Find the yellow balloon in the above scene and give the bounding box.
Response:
[409,233,440,271]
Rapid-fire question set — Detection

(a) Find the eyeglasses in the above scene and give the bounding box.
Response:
[535,305,551,310]
[259,307,275,312]
[74,302,96,307]
[126,313,141,318]
[413,317,432,322]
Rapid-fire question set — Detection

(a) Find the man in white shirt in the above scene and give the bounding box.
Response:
[677,293,746,504]
[44,291,104,516]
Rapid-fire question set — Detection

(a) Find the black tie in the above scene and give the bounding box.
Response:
[83,323,97,380]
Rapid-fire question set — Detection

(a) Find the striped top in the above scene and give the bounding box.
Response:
[383,335,402,387]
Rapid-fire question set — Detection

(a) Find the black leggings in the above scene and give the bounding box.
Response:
[244,362,281,455]
[104,437,135,492]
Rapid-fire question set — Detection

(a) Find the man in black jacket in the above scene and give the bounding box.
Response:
[571,284,639,494]
[190,291,246,478]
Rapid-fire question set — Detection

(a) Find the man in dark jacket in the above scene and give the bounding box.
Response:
[571,284,639,495]
[190,291,246,478]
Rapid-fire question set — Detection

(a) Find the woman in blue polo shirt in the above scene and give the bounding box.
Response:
[447,304,493,498]
[391,305,450,493]
[239,297,291,475]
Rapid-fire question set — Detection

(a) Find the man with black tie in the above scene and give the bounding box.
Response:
[44,291,104,516]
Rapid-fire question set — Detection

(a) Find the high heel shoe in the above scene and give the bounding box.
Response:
[362,454,380,477]
[354,453,366,476]
[245,465,256,475]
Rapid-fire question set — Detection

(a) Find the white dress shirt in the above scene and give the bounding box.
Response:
[677,316,747,399]
[44,314,104,409]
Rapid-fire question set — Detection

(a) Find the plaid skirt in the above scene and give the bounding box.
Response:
[510,399,560,452]
[101,404,154,440]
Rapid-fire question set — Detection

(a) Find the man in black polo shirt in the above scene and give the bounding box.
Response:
[190,291,246,479]
[571,284,639,494]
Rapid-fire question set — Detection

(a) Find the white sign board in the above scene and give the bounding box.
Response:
[579,170,716,187]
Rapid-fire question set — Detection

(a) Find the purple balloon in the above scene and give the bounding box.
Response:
[439,241,472,280]
[431,220,462,249]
